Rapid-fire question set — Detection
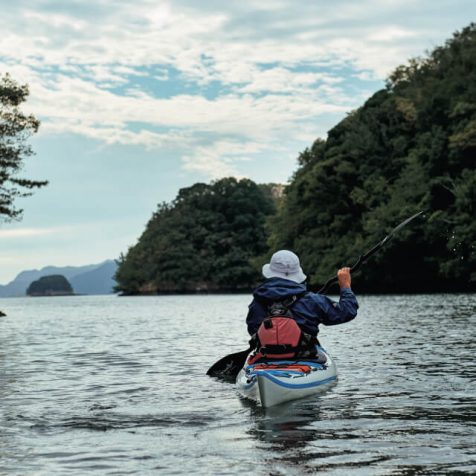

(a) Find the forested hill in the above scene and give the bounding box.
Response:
[116,25,475,294]
[115,179,278,294]
[270,24,475,292]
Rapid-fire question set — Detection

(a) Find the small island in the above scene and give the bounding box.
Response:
[27,275,74,297]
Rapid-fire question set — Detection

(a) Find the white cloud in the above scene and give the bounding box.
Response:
[19,70,350,144]
[237,68,335,94]
[367,26,419,42]
[182,140,265,178]
[22,10,87,31]
[0,227,71,239]
[0,0,473,282]
[0,0,472,178]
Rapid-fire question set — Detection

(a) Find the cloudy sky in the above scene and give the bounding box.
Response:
[0,0,474,283]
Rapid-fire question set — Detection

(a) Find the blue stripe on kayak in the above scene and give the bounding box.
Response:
[258,373,337,389]
[265,370,306,376]
[246,361,325,370]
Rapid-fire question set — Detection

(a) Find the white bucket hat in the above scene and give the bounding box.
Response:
[262,250,307,283]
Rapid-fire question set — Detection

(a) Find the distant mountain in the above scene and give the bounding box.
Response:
[0,260,118,297]
[70,261,117,295]
[14,264,99,286]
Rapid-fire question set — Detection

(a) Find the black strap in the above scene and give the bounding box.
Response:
[260,334,318,355]
[260,344,302,354]
[266,292,306,318]
[281,292,305,308]
[255,291,306,308]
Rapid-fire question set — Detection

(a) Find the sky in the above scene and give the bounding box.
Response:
[0,0,474,283]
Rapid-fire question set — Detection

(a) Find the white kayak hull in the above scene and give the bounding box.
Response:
[236,347,337,408]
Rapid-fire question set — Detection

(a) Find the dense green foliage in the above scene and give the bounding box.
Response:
[116,25,474,294]
[0,74,47,221]
[27,275,74,296]
[115,178,276,294]
[270,24,476,292]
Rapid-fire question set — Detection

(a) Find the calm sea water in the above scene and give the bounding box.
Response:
[0,294,475,475]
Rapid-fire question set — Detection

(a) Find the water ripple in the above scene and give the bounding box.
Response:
[0,294,475,475]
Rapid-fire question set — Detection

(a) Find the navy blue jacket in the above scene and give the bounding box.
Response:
[246,277,358,336]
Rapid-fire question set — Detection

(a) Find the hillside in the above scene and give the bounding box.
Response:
[270,24,475,292]
[115,178,277,294]
[27,275,73,297]
[70,261,117,295]
[115,25,475,294]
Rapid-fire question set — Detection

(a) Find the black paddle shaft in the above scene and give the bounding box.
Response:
[318,211,424,294]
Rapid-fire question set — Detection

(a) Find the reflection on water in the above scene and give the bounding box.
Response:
[0,294,475,475]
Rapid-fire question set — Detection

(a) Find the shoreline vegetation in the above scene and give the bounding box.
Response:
[115,25,475,296]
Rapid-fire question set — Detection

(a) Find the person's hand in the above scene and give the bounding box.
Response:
[337,267,351,289]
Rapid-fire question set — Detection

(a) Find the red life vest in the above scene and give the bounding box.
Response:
[257,317,302,359]
[248,296,316,364]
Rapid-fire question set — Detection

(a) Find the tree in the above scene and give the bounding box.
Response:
[0,73,47,221]
[115,178,277,294]
[27,275,74,296]
[270,24,476,292]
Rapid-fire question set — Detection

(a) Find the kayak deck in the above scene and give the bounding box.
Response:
[236,347,337,407]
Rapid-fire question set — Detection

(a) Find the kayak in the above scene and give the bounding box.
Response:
[236,346,337,407]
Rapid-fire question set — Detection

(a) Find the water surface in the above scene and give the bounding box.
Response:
[0,294,475,475]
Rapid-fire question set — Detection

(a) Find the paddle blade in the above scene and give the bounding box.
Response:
[389,210,424,236]
[206,348,251,382]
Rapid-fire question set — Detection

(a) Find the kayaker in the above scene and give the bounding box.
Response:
[246,250,358,341]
